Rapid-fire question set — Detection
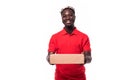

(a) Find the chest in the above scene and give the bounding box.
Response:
[56,35,83,52]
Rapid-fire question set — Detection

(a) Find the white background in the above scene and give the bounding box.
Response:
[0,0,120,80]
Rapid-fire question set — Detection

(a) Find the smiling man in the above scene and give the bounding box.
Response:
[47,6,92,80]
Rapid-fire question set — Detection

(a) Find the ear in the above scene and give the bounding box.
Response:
[74,15,76,20]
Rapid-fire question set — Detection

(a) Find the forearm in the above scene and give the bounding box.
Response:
[46,52,54,65]
[83,51,92,64]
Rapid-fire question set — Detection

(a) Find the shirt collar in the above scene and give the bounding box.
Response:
[61,27,79,35]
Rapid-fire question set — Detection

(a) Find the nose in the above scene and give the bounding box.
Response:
[66,16,70,19]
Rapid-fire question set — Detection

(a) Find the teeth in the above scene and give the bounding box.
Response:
[66,20,70,23]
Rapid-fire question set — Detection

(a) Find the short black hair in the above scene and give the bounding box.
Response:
[61,6,75,14]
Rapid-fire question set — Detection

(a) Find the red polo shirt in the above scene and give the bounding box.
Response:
[48,27,91,80]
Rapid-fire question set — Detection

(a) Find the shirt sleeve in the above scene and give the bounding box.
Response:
[82,36,91,51]
[48,35,57,53]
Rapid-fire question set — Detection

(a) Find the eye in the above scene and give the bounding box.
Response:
[70,15,73,18]
[62,15,66,18]
[62,15,67,19]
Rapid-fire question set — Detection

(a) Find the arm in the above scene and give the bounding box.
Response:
[46,52,55,65]
[82,35,92,64]
[83,51,92,64]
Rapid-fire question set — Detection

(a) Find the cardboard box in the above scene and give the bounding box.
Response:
[50,54,84,64]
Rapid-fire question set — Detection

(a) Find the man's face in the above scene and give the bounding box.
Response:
[61,9,75,27]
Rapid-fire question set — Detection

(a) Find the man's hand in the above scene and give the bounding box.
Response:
[46,52,54,65]
[83,51,92,64]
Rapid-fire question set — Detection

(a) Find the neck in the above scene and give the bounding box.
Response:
[64,25,75,34]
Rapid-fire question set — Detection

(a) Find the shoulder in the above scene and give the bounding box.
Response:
[76,29,89,38]
[50,29,63,39]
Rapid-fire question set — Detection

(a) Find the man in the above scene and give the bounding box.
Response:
[47,6,92,80]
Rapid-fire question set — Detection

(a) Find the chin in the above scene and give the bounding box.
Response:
[65,23,72,27]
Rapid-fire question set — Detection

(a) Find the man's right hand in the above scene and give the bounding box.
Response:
[46,52,54,65]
